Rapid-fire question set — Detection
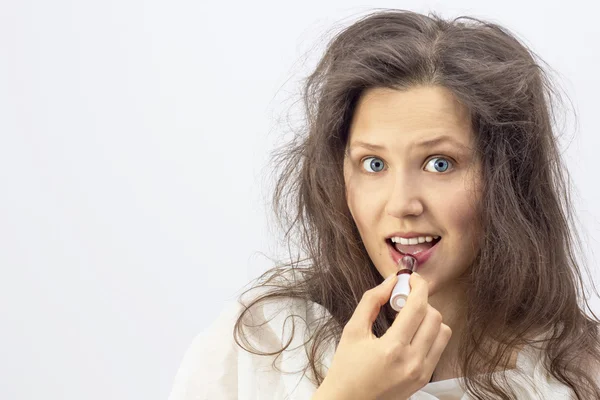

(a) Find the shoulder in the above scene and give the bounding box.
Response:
[508,334,576,399]
[236,284,335,356]
[168,286,336,400]
[167,300,244,400]
[232,270,337,353]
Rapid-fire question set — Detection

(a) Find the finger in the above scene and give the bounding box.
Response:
[424,323,452,368]
[410,304,442,350]
[345,273,398,338]
[382,272,429,344]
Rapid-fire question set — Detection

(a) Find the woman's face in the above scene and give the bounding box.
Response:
[343,85,482,298]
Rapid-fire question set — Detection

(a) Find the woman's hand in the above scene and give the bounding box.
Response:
[313,272,452,400]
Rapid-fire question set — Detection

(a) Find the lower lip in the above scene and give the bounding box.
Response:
[387,239,440,269]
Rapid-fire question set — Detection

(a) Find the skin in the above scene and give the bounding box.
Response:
[342,85,487,381]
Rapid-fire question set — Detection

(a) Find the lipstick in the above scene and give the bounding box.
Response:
[390,255,418,312]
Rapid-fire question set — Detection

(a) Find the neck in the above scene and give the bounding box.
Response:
[427,282,468,382]
[426,283,522,383]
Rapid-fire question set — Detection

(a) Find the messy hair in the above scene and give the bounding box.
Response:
[232,9,600,399]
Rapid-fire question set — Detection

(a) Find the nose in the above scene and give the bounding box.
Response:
[385,170,424,218]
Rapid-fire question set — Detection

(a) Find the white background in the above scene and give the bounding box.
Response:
[1,1,599,399]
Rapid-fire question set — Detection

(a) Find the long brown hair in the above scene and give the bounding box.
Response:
[232,9,600,399]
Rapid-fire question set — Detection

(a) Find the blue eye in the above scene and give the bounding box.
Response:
[425,157,453,173]
[362,157,385,173]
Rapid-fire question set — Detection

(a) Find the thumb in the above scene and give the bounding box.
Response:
[348,273,397,337]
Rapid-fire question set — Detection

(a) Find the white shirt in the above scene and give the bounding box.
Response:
[168,286,576,400]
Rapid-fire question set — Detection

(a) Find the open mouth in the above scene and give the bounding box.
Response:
[386,236,442,267]
[386,236,442,255]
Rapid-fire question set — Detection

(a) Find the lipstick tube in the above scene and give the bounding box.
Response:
[390,255,418,312]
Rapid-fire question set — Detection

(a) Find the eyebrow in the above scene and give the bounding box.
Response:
[348,135,470,153]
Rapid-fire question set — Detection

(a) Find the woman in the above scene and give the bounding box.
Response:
[169,9,600,399]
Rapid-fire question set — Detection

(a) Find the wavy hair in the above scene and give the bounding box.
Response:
[232,9,600,399]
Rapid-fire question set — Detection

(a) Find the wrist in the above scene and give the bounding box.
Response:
[313,378,374,400]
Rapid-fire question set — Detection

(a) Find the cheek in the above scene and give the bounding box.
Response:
[448,194,477,228]
[438,170,481,227]
[345,177,380,237]
[345,182,366,228]
[442,186,482,255]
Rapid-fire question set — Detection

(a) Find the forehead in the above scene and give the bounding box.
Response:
[349,85,473,144]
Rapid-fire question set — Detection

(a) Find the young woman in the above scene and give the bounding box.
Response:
[169,9,600,400]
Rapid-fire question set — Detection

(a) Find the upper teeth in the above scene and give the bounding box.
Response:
[391,236,439,245]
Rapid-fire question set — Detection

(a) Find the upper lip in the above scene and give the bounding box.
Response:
[386,231,439,239]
